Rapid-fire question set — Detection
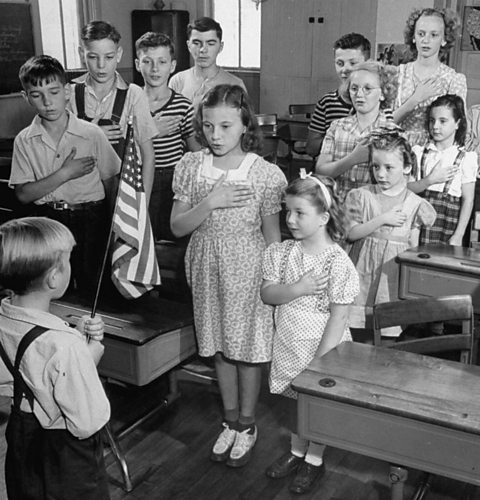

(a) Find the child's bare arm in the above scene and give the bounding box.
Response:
[15,148,96,204]
[348,208,407,241]
[170,176,255,237]
[314,303,350,358]
[76,315,105,366]
[261,270,328,305]
[261,213,281,246]
[449,182,475,246]
[408,160,459,194]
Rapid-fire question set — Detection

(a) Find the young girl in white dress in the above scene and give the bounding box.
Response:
[171,84,287,468]
[261,171,359,494]
[345,131,436,339]
[409,94,477,246]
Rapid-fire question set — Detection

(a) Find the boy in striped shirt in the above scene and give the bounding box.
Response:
[135,32,200,241]
[306,33,371,159]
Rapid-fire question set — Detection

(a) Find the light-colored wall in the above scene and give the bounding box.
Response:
[375,0,434,46]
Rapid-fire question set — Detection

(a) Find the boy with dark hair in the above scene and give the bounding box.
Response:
[10,55,120,296]
[135,31,199,241]
[169,16,246,108]
[306,33,371,158]
[0,216,110,500]
[69,20,157,202]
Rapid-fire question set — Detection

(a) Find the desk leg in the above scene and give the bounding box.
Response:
[104,371,182,492]
[389,465,408,500]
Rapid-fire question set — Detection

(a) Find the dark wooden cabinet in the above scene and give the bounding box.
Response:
[131,10,190,86]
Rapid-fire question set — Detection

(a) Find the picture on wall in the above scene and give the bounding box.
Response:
[376,43,411,65]
[461,6,480,51]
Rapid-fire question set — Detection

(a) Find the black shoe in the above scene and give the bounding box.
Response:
[266,452,304,479]
[289,462,325,494]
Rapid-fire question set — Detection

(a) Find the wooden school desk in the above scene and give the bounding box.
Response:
[50,293,196,491]
[292,341,480,500]
[396,244,480,313]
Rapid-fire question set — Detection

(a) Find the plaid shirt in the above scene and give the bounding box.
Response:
[320,110,394,199]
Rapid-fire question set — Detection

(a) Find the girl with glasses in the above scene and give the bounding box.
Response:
[316,61,397,202]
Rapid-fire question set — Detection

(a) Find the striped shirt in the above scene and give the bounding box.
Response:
[151,91,194,169]
[308,90,352,136]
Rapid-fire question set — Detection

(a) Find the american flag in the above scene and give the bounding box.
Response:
[111,123,161,298]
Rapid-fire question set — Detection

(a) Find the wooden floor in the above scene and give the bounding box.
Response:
[0,365,476,500]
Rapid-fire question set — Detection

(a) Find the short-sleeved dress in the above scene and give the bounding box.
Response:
[173,150,287,362]
[345,185,436,336]
[395,63,467,146]
[262,241,359,399]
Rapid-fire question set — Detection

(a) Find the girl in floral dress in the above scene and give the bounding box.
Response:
[171,84,287,467]
[261,171,359,494]
[394,7,467,146]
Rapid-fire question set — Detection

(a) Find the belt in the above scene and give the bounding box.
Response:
[42,200,104,211]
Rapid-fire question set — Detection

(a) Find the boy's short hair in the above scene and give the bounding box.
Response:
[187,17,222,41]
[19,55,66,90]
[135,31,175,58]
[81,20,121,44]
[0,217,75,295]
[334,33,371,60]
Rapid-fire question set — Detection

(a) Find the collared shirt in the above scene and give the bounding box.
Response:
[0,298,110,439]
[169,67,247,109]
[10,111,120,204]
[69,72,158,145]
[320,109,394,199]
[412,143,478,197]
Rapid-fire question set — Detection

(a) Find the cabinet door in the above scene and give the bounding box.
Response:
[131,10,190,86]
[260,0,378,115]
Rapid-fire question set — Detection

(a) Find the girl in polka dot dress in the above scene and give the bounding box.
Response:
[171,85,287,468]
[261,171,359,494]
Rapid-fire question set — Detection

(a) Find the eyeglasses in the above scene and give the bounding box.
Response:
[349,85,381,96]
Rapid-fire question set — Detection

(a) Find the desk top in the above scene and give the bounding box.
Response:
[51,293,193,346]
[396,244,480,275]
[292,341,480,435]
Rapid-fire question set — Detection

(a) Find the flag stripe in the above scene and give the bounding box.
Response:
[111,124,161,299]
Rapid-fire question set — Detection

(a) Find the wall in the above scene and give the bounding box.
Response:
[375,0,434,47]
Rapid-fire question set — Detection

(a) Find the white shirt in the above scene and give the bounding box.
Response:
[413,143,478,198]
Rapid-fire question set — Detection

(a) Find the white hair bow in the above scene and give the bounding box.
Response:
[299,168,332,208]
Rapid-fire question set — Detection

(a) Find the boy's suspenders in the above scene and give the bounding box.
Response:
[74,82,128,158]
[420,146,466,195]
[0,326,48,410]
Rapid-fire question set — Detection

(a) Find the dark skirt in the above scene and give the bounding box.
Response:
[419,190,460,245]
[5,406,110,500]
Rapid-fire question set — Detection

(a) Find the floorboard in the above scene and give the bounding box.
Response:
[0,367,477,499]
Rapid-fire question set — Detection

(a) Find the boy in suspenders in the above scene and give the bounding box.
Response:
[0,217,110,500]
[70,20,158,203]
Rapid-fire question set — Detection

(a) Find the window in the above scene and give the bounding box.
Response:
[38,0,82,69]
[213,0,261,69]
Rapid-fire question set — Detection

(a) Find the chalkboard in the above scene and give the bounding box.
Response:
[0,3,35,95]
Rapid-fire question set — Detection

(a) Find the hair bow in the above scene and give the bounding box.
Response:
[299,168,332,208]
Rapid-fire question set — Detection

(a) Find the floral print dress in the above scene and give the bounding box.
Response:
[172,150,287,362]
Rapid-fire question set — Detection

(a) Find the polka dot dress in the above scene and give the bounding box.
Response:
[263,241,359,399]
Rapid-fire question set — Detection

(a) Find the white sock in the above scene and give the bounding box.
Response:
[305,441,326,466]
[290,432,308,458]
